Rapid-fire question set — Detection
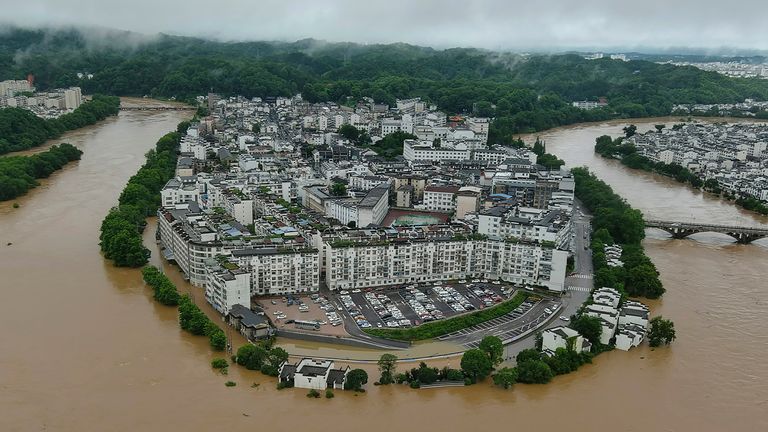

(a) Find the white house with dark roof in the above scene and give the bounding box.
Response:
[541,326,592,356]
[619,300,650,329]
[585,303,619,345]
[615,323,647,351]
[279,358,349,390]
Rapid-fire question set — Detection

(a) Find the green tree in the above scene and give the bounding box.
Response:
[345,368,368,391]
[478,335,504,365]
[337,124,360,142]
[252,123,261,134]
[329,182,347,196]
[377,353,398,385]
[569,315,602,348]
[460,348,494,383]
[648,316,676,347]
[516,348,542,364]
[626,264,665,298]
[267,347,289,368]
[492,367,518,389]
[235,344,268,370]
[623,124,637,138]
[654,124,665,133]
[515,360,554,384]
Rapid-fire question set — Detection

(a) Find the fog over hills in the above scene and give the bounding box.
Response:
[1,0,768,53]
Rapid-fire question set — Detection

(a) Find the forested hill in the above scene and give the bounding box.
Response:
[3,26,768,140]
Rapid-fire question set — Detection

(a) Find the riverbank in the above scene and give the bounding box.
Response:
[0,94,120,156]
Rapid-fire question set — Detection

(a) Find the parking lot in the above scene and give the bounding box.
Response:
[334,280,512,331]
[256,294,348,336]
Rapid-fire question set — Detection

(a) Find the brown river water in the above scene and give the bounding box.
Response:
[1,110,767,431]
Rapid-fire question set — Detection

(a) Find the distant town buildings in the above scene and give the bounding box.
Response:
[662,61,768,79]
[0,79,83,118]
[626,123,768,203]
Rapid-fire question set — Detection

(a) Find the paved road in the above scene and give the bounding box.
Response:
[500,200,595,362]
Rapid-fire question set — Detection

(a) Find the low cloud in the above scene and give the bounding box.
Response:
[1,0,767,52]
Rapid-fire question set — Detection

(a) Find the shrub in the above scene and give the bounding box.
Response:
[325,389,335,399]
[409,380,420,389]
[225,381,236,387]
[211,358,228,369]
[307,389,321,398]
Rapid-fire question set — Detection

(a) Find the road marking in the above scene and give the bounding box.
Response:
[567,286,592,292]
[570,274,593,279]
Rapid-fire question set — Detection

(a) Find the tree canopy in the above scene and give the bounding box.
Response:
[0,95,120,155]
[0,143,83,201]
[5,27,768,144]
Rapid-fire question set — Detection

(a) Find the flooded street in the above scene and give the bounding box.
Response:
[1,112,767,431]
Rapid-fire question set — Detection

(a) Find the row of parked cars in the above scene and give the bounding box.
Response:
[431,285,476,313]
[339,294,372,328]
[402,286,445,323]
[470,286,505,307]
[311,294,342,326]
[363,291,412,328]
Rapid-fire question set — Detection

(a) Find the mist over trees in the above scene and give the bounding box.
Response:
[4,27,768,141]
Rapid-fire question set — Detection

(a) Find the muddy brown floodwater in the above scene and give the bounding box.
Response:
[1,112,767,432]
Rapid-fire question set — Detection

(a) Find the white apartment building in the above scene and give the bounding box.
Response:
[204,264,251,314]
[478,206,572,250]
[222,192,254,226]
[320,228,567,291]
[423,186,459,213]
[324,187,389,227]
[161,177,201,207]
[231,248,320,295]
[158,208,227,287]
[348,175,390,191]
[403,140,470,163]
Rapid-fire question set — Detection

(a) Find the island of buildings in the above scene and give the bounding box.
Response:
[153,93,652,366]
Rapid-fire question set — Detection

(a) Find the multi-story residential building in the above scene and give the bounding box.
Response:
[204,261,251,314]
[403,139,471,163]
[231,247,320,295]
[423,185,459,213]
[324,187,389,227]
[161,177,201,207]
[318,225,567,291]
[348,175,390,191]
[478,205,572,250]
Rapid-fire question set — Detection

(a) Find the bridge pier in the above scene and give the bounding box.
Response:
[733,233,761,244]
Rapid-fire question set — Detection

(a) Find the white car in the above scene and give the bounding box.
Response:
[559,316,570,322]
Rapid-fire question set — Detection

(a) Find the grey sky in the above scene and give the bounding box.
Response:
[2,0,767,52]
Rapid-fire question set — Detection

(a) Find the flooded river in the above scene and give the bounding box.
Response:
[1,113,767,431]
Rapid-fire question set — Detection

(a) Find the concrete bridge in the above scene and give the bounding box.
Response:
[645,220,768,244]
[119,106,194,111]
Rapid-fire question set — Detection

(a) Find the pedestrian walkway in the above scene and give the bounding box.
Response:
[567,286,592,293]
[570,274,593,280]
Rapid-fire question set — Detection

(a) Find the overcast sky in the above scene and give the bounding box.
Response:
[2,0,768,52]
